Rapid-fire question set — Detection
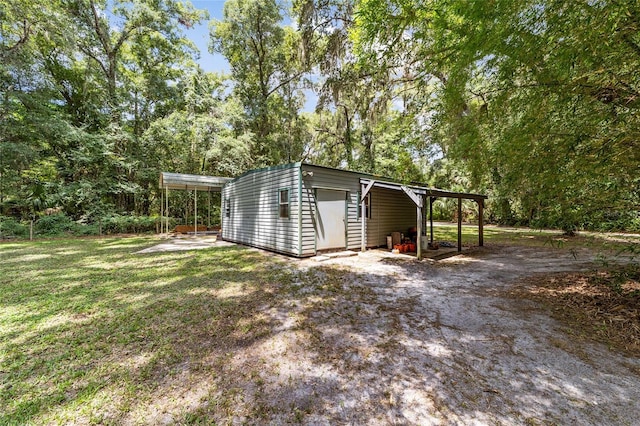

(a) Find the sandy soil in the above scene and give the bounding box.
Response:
[232,245,640,425]
[132,238,640,424]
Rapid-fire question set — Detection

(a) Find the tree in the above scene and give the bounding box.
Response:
[1,0,209,219]
[0,0,71,215]
[294,0,429,174]
[210,0,306,165]
[61,0,206,213]
[142,70,253,176]
[352,0,640,231]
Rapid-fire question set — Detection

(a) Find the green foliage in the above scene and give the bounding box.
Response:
[1,0,209,222]
[0,216,28,238]
[210,0,306,164]
[141,70,254,178]
[99,213,159,234]
[1,213,161,238]
[1,0,638,234]
[34,213,79,236]
[351,0,640,232]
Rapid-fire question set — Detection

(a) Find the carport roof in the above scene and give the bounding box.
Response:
[298,163,487,201]
[359,178,487,201]
[159,172,232,191]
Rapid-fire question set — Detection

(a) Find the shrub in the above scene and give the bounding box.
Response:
[99,214,159,234]
[35,213,79,236]
[0,216,28,238]
[73,223,100,236]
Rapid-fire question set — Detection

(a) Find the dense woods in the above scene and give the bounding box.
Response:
[1,0,638,235]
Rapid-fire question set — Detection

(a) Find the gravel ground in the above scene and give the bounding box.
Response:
[242,245,640,425]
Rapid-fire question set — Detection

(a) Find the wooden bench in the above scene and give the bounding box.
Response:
[174,225,208,234]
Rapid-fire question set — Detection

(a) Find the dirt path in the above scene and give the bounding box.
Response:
[240,246,640,424]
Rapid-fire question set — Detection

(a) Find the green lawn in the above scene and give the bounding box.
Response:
[1,229,637,424]
[435,222,640,254]
[0,236,294,425]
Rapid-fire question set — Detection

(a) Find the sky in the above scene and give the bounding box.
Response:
[186,0,230,73]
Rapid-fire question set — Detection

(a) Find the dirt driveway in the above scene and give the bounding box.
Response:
[230,245,640,425]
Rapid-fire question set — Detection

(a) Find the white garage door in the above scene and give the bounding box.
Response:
[316,189,346,251]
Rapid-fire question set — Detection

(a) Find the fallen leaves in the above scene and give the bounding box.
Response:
[511,266,640,357]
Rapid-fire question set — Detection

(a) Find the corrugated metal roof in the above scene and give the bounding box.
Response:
[159,172,232,191]
[159,163,487,200]
[359,178,487,201]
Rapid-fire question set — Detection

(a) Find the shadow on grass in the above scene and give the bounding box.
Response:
[2,239,640,424]
[0,238,303,424]
[216,248,640,424]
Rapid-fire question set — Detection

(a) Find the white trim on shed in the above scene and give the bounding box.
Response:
[159,172,231,191]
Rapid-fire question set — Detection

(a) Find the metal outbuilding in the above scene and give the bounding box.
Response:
[219,163,487,259]
[159,172,232,235]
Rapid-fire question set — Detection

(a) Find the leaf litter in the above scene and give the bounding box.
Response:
[510,266,640,356]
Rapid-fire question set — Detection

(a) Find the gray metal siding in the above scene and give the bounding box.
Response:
[300,165,419,253]
[221,165,300,256]
[223,163,421,257]
[299,165,362,255]
[366,187,417,247]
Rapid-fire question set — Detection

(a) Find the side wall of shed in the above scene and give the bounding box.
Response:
[366,187,417,247]
[221,164,301,256]
[222,163,423,257]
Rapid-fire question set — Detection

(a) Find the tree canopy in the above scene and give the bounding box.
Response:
[1,0,638,232]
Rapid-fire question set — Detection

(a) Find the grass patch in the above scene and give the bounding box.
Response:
[432,222,640,255]
[0,236,294,425]
[1,228,639,423]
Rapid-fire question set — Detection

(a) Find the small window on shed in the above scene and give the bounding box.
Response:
[224,198,230,218]
[279,189,289,218]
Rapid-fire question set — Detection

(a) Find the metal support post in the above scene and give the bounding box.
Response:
[478,199,484,247]
[457,198,462,252]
